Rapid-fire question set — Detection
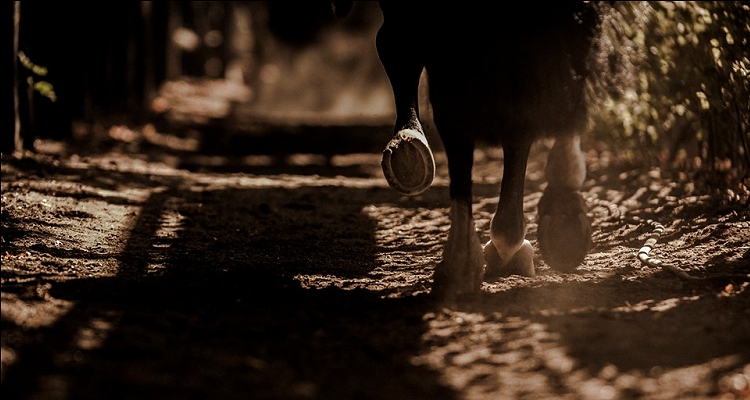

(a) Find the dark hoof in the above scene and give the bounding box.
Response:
[382,129,435,196]
[431,260,483,302]
[537,186,591,272]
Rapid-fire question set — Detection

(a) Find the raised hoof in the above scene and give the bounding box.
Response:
[537,186,591,272]
[483,239,536,279]
[381,129,435,196]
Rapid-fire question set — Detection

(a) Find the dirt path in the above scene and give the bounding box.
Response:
[2,128,749,400]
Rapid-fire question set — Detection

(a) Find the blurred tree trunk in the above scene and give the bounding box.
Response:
[143,1,169,114]
[9,1,169,152]
[2,2,21,155]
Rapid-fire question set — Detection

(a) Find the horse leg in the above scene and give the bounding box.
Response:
[375,8,435,196]
[537,134,591,271]
[431,130,485,299]
[484,140,536,278]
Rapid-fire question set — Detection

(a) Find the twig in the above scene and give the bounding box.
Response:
[589,197,750,283]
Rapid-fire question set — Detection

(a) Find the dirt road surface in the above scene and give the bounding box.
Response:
[2,124,749,400]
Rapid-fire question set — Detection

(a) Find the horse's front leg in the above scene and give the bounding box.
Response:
[432,131,485,299]
[375,8,435,196]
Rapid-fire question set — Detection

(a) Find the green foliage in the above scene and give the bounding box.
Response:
[18,51,57,102]
[586,1,749,179]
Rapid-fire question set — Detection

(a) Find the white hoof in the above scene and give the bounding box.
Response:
[484,239,536,278]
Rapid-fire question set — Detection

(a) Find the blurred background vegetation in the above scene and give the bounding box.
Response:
[586,2,749,203]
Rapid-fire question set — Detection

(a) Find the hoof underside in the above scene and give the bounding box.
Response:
[382,129,435,196]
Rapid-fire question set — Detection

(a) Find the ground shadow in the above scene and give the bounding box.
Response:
[469,275,750,376]
[1,175,460,399]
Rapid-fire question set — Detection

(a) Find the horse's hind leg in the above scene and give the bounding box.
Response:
[483,140,536,279]
[537,134,591,271]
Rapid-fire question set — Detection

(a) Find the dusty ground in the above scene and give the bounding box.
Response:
[1,120,749,400]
